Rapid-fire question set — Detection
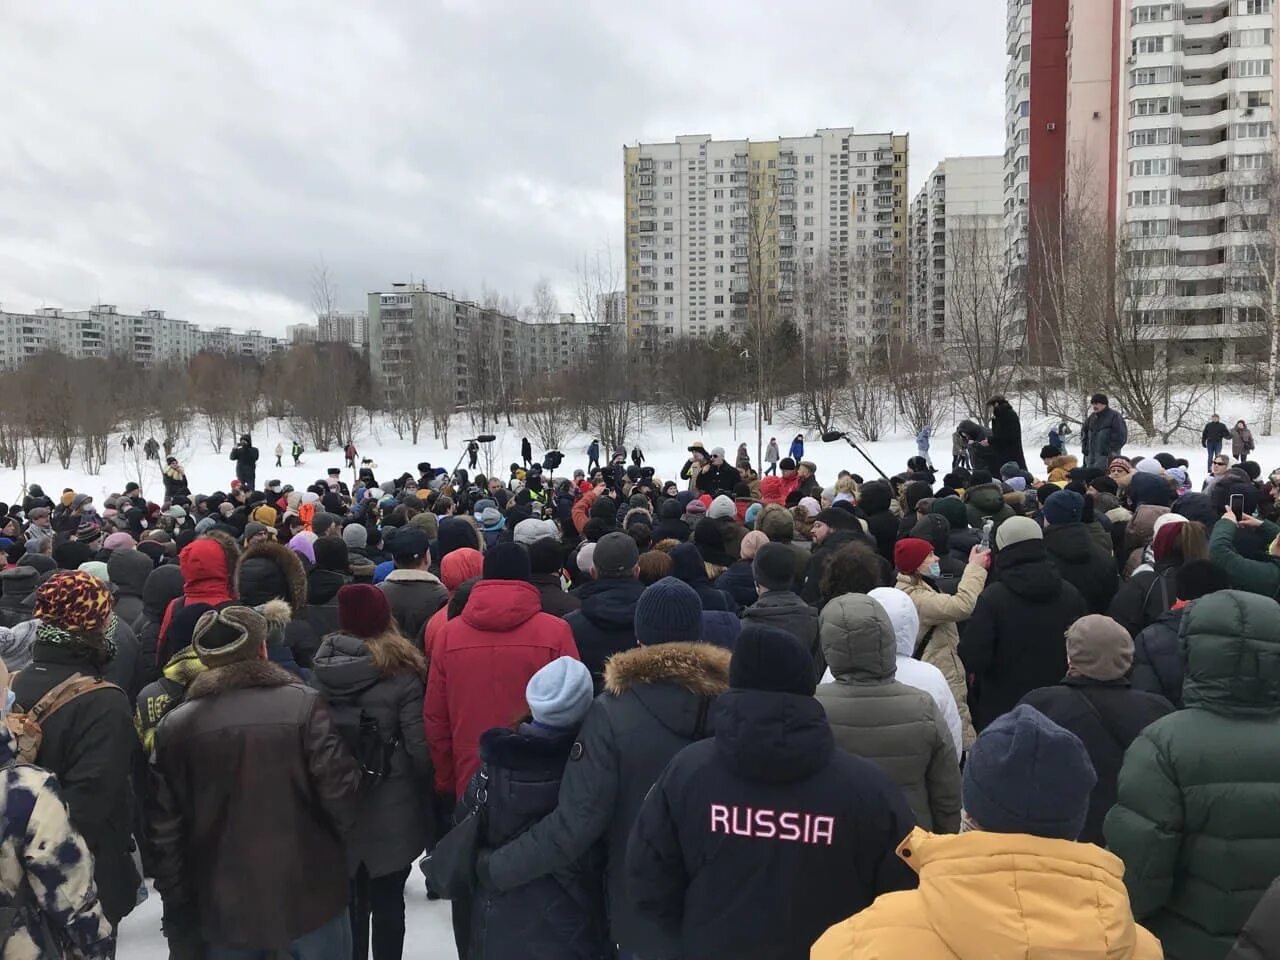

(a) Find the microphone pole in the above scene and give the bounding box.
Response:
[820,431,890,481]
[450,434,497,485]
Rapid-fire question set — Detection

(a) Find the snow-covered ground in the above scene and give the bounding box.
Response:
[3,396,1277,507]
[122,879,457,958]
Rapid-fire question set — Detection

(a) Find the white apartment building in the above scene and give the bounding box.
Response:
[1005,0,1033,270]
[0,303,281,367]
[910,156,1006,346]
[623,129,910,349]
[1122,0,1279,366]
[318,310,369,347]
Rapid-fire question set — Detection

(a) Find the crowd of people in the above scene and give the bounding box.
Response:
[0,400,1277,960]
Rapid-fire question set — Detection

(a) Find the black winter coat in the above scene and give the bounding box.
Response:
[229,443,259,484]
[1107,564,1176,638]
[457,727,608,960]
[483,642,731,954]
[102,616,144,702]
[714,560,758,609]
[1043,522,1119,614]
[741,590,822,680]
[1131,606,1187,708]
[988,401,1026,470]
[959,540,1088,731]
[530,573,580,618]
[626,689,918,960]
[134,564,185,687]
[694,463,742,497]
[302,568,349,653]
[1019,676,1173,845]
[107,549,152,629]
[564,577,646,692]
[1228,877,1280,960]
[859,485,899,565]
[12,641,140,924]
[309,632,433,876]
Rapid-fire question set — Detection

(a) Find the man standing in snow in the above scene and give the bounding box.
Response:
[229,434,259,491]
[1081,394,1127,470]
[1202,415,1231,473]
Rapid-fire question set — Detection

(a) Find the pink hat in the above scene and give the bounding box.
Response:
[103,532,136,552]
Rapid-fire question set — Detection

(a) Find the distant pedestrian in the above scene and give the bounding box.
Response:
[274,442,284,468]
[586,438,600,473]
[1082,393,1127,470]
[1231,419,1255,462]
[916,425,932,468]
[789,433,805,462]
[344,439,358,469]
[1202,414,1231,472]
[468,439,480,470]
[631,445,645,468]
[521,436,533,469]
[764,437,780,476]
[292,439,303,466]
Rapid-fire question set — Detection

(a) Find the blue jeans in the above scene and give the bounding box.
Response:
[206,913,352,960]
[1207,441,1222,472]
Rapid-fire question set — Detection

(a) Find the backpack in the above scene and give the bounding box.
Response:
[6,674,121,764]
[327,696,398,788]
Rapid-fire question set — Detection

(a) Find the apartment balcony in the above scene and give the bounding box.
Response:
[1181,112,1231,136]
[1180,33,1230,58]
[1181,2,1231,27]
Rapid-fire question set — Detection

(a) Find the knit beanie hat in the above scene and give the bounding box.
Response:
[814,507,858,531]
[744,503,763,528]
[408,510,440,540]
[527,537,564,575]
[0,567,37,600]
[894,537,933,574]
[576,542,596,576]
[593,532,640,578]
[34,570,113,635]
[739,530,768,561]
[313,537,349,573]
[929,496,969,532]
[634,576,702,646]
[1065,614,1133,681]
[798,497,821,518]
[590,496,617,521]
[708,495,736,520]
[752,543,796,592]
[77,561,110,584]
[252,504,279,526]
[1134,458,1165,476]
[483,542,531,582]
[342,523,369,550]
[525,656,594,729]
[103,532,136,552]
[963,704,1096,840]
[730,625,816,696]
[995,516,1043,550]
[193,605,269,668]
[337,584,392,638]
[1152,517,1189,563]
[999,461,1021,481]
[514,518,558,546]
[1041,489,1084,526]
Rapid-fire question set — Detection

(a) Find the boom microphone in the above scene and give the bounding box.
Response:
[465,434,498,444]
[821,431,847,442]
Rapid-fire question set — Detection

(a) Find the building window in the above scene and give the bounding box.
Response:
[1132,36,1166,55]
[1247,90,1273,107]
[1129,127,1173,146]
[1129,158,1172,176]
[1132,97,1172,116]
[1237,121,1273,138]
[1235,28,1272,45]
[1132,4,1173,23]
[1238,59,1272,78]
[1131,66,1174,86]
[1234,153,1269,170]
[1131,219,1170,237]
[1239,0,1272,14]
[1128,189,1169,206]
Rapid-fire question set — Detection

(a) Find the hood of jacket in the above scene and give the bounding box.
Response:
[910,513,951,554]
[966,483,1007,517]
[179,533,238,601]
[576,576,646,630]
[237,539,309,613]
[310,632,380,699]
[1180,590,1280,716]
[867,586,919,659]
[669,541,711,587]
[818,593,897,681]
[460,579,543,632]
[859,481,893,515]
[995,540,1064,602]
[106,548,152,598]
[141,564,185,620]
[886,827,1157,960]
[1126,504,1169,548]
[743,590,816,628]
[307,567,349,606]
[714,689,834,783]
[1043,521,1095,563]
[604,640,730,698]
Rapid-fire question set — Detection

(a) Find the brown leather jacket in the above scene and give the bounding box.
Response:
[147,658,360,950]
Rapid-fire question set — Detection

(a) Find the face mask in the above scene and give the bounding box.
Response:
[927,561,941,578]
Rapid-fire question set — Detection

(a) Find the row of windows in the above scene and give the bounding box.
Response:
[1133,0,1270,21]
[1133,29,1272,56]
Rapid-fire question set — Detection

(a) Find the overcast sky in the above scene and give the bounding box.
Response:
[0,1,1005,334]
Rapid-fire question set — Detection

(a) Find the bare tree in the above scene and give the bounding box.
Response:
[574,243,622,324]
[886,338,947,435]
[794,333,848,436]
[658,334,731,430]
[947,222,1023,417]
[527,277,559,324]
[842,358,891,443]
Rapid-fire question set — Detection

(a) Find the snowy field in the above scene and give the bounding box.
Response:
[3,395,1280,507]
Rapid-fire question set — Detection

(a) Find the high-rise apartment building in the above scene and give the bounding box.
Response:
[623,129,910,350]
[367,284,622,407]
[318,310,369,348]
[909,156,1006,346]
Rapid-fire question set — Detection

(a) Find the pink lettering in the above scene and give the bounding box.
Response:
[731,805,751,836]
[753,808,776,839]
[811,816,835,846]
[778,811,801,842]
[710,804,730,834]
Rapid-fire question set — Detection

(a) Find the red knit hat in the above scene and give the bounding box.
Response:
[337,584,392,638]
[1152,520,1187,564]
[894,537,934,574]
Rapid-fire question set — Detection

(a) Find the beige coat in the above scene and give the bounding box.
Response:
[895,562,987,749]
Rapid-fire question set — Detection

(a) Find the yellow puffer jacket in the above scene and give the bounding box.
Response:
[812,828,1163,960]
[895,564,986,749]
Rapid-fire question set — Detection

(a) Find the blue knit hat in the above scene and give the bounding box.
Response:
[731,624,815,696]
[963,704,1097,840]
[1041,489,1084,526]
[634,576,702,646]
[526,657,594,729]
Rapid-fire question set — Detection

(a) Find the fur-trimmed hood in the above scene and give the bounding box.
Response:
[185,657,300,700]
[1046,454,1078,476]
[603,641,731,697]
[236,539,308,612]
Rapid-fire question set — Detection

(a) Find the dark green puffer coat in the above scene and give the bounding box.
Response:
[1105,590,1280,960]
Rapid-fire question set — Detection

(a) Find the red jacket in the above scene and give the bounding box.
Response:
[760,473,800,505]
[158,537,237,646]
[425,579,580,797]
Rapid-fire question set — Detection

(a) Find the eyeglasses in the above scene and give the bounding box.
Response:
[1214,459,1229,466]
